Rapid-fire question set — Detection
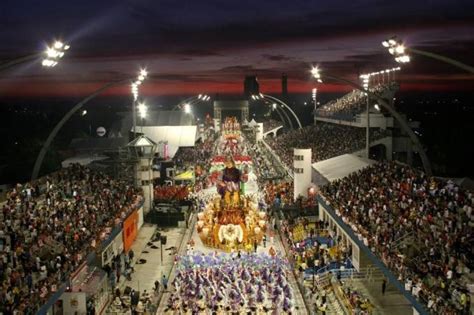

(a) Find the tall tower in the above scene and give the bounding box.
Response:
[282,73,288,98]
[244,75,259,98]
[293,148,312,201]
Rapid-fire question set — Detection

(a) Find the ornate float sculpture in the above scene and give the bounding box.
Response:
[197,117,267,252]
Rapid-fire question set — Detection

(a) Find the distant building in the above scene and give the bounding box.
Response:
[244,75,259,98]
[282,73,288,97]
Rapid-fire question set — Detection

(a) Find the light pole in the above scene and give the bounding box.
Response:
[31,69,149,181]
[382,36,474,73]
[311,67,432,176]
[0,40,70,72]
[359,67,401,158]
[138,102,148,132]
[312,88,317,125]
[361,75,371,159]
[131,69,148,140]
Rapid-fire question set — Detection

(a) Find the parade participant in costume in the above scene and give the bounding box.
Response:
[218,156,241,207]
[241,164,250,195]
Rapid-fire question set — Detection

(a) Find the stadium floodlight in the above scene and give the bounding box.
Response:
[382,36,410,64]
[138,102,148,119]
[184,103,192,114]
[42,40,70,68]
[311,67,323,83]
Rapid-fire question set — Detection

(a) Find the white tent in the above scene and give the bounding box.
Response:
[141,126,197,159]
[312,154,375,183]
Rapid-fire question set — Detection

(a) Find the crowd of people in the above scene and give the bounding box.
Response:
[316,89,367,120]
[266,122,389,168]
[262,119,283,133]
[247,142,286,181]
[164,251,296,314]
[0,164,141,314]
[283,220,352,278]
[173,138,214,170]
[322,161,473,314]
[263,181,294,208]
[154,185,189,202]
[316,83,396,121]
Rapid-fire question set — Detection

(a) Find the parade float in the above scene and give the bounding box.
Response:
[197,117,267,252]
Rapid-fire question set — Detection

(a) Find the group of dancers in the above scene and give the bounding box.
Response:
[164,251,295,314]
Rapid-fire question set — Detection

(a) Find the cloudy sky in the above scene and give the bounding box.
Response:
[0,0,473,97]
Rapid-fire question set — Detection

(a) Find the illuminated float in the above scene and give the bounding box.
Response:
[197,117,266,252]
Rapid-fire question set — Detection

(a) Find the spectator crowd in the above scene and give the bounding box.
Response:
[316,83,397,121]
[262,119,283,133]
[0,164,141,314]
[322,162,472,314]
[174,139,214,169]
[266,122,389,169]
[247,142,286,181]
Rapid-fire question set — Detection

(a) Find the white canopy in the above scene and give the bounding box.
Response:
[140,126,197,159]
[312,154,375,183]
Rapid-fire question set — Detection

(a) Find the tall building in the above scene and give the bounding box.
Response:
[243,75,259,98]
[281,73,288,97]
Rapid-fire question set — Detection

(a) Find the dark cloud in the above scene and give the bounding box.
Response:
[262,54,292,61]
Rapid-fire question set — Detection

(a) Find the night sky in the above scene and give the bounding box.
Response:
[0,0,473,97]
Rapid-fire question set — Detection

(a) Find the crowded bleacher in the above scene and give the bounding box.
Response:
[247,142,286,181]
[321,161,473,314]
[173,138,214,170]
[316,83,397,121]
[0,164,141,314]
[262,119,283,133]
[266,122,389,169]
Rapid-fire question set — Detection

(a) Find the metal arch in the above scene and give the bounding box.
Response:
[31,78,131,180]
[262,94,303,129]
[409,48,474,74]
[261,98,293,129]
[323,74,432,176]
[0,53,41,72]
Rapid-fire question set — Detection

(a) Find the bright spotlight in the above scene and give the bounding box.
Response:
[374,104,380,111]
[382,40,389,47]
[395,45,405,54]
[138,102,147,118]
[184,103,191,114]
[53,41,64,49]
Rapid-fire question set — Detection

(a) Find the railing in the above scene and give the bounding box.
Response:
[36,198,145,315]
[275,218,311,314]
[317,194,430,315]
[154,213,197,312]
[261,139,293,179]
